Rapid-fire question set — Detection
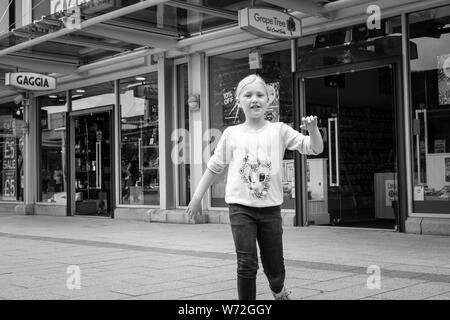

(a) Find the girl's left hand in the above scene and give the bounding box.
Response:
[300,116,318,131]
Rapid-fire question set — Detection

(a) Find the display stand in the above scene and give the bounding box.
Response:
[374,172,396,219]
[306,158,329,225]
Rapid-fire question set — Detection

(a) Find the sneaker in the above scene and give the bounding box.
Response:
[272,286,291,300]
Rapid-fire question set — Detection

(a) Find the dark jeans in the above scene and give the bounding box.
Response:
[229,203,285,300]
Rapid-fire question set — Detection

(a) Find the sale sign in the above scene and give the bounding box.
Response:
[2,136,17,200]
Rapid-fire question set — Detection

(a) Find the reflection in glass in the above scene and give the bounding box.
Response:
[120,73,159,205]
[38,93,67,203]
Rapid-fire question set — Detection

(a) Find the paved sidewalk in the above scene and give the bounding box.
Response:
[0,214,449,300]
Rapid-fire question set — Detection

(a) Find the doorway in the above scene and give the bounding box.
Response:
[300,64,399,229]
[70,110,112,217]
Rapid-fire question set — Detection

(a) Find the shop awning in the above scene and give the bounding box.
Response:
[0,0,244,89]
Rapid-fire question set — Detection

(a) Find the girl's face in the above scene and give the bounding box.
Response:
[238,82,269,120]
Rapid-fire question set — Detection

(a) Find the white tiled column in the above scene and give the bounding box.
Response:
[188,53,208,211]
[158,52,175,210]
[21,0,32,27]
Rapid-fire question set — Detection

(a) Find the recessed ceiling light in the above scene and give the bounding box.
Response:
[135,77,146,81]
[49,95,58,98]
[76,89,86,93]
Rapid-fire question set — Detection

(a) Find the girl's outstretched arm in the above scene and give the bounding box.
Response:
[186,168,220,220]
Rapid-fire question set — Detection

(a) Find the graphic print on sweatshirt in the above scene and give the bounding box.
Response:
[239,153,272,199]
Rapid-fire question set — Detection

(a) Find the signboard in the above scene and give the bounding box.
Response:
[51,0,117,14]
[5,73,56,91]
[239,8,301,40]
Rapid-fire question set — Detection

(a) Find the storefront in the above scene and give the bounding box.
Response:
[0,0,449,235]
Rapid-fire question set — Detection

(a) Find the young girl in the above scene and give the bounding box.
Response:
[186,74,323,300]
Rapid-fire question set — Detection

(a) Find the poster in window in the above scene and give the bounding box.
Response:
[385,179,398,207]
[437,54,450,106]
[435,139,446,153]
[2,136,17,200]
[223,87,241,126]
[265,82,280,122]
[445,157,450,182]
[282,160,294,199]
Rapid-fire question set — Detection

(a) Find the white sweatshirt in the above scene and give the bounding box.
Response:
[207,121,318,207]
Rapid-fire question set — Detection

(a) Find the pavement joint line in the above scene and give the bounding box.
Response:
[424,290,450,300]
[2,232,450,284]
[364,281,434,299]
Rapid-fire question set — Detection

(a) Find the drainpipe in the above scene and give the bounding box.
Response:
[0,0,170,58]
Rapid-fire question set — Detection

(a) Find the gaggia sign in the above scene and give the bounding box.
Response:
[5,73,56,91]
[239,8,302,40]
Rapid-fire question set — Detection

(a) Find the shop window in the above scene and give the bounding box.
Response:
[409,5,450,213]
[208,42,295,209]
[120,73,159,206]
[0,101,25,202]
[38,93,67,203]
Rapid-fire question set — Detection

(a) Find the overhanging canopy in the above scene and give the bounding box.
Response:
[0,0,357,95]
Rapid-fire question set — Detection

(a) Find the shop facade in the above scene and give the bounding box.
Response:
[0,0,449,235]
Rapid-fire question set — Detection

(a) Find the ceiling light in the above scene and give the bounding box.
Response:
[76,89,86,93]
[49,95,58,98]
[135,77,146,81]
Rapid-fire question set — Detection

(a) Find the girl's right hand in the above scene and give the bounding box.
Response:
[186,198,202,221]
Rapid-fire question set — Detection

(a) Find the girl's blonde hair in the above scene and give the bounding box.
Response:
[234,74,269,102]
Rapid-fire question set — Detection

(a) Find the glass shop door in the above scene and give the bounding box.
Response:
[299,65,398,229]
[70,110,112,217]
